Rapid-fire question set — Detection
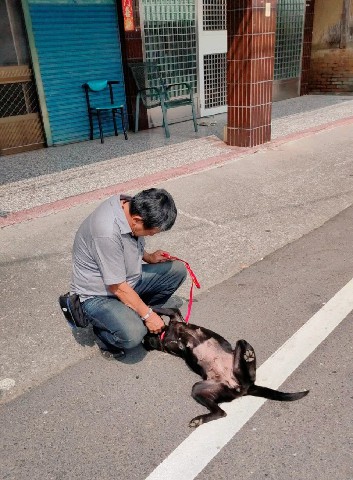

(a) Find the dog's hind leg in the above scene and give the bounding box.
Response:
[189,381,227,428]
[233,339,256,386]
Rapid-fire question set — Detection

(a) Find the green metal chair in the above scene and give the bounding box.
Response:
[82,80,128,143]
[128,62,198,138]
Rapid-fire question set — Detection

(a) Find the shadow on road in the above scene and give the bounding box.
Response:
[71,326,148,364]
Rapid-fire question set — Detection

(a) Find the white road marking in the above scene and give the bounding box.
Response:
[145,277,353,480]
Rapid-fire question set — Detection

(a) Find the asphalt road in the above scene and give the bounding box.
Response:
[1,123,353,479]
[1,203,353,480]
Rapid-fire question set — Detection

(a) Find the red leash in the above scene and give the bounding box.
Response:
[161,252,200,323]
[159,252,200,339]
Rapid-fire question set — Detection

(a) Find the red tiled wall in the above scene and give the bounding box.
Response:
[124,32,149,130]
[309,48,353,93]
[300,0,315,96]
[227,0,277,147]
[117,0,148,130]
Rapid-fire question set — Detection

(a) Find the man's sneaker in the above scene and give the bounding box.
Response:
[99,348,125,360]
[160,295,184,309]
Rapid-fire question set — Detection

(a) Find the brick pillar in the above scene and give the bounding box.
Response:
[227,0,277,147]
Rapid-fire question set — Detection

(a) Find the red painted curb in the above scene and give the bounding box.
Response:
[2,114,353,228]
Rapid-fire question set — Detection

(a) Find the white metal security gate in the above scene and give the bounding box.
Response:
[140,0,197,127]
[197,0,227,117]
[273,0,306,100]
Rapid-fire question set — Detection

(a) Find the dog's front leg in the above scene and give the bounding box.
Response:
[189,380,226,428]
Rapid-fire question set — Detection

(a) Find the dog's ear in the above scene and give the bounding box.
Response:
[143,332,163,351]
[152,307,185,323]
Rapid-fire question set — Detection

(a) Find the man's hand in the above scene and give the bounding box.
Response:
[144,311,165,334]
[143,250,171,264]
[109,283,165,333]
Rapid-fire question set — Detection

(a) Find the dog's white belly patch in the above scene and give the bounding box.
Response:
[193,338,239,389]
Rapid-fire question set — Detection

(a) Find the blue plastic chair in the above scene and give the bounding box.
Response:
[129,62,198,138]
[82,80,128,143]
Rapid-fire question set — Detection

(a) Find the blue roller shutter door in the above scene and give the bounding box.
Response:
[28,0,126,145]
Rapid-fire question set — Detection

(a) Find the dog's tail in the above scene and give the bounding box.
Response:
[247,384,309,401]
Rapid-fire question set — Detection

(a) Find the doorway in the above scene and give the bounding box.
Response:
[0,0,44,156]
[139,0,198,127]
[197,0,227,117]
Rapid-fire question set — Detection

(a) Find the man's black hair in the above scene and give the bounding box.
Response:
[130,188,177,231]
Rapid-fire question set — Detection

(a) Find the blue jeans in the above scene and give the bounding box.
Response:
[82,261,187,352]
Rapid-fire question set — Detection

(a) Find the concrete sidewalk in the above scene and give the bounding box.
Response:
[2,112,353,405]
[1,94,353,187]
[1,94,353,227]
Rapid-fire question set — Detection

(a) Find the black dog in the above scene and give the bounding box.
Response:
[143,308,309,428]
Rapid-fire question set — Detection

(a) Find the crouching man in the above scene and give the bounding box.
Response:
[71,188,187,359]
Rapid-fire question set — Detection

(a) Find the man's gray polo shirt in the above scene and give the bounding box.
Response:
[71,195,145,300]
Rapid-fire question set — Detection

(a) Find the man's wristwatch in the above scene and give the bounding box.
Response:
[141,307,153,321]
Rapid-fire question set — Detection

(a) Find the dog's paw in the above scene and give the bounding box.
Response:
[244,349,255,362]
[189,416,203,428]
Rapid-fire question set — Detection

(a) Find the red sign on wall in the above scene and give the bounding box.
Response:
[123,0,135,31]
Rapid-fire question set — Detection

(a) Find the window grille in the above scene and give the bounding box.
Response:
[203,53,226,109]
[0,65,44,155]
[202,0,226,31]
[0,81,39,118]
[141,0,197,98]
[274,0,305,80]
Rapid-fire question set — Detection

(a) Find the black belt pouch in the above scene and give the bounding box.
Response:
[58,292,88,328]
